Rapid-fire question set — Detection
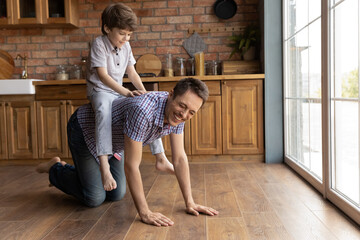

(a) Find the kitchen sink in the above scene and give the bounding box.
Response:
[0,79,44,95]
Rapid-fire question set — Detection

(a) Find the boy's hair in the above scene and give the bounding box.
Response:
[101,3,137,35]
[173,78,209,106]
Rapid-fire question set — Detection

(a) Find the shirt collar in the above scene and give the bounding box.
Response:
[102,35,119,53]
[154,93,169,129]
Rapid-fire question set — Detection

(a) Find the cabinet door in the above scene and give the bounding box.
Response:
[0,0,14,25]
[191,95,222,155]
[13,0,42,24]
[43,0,79,27]
[6,101,38,159]
[222,80,264,154]
[36,100,68,158]
[0,102,7,159]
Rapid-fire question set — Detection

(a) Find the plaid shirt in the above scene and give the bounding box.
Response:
[77,91,184,163]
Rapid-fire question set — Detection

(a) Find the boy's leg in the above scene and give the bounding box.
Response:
[106,151,126,201]
[89,91,117,156]
[149,138,174,174]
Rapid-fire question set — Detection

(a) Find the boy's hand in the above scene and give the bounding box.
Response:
[127,90,147,97]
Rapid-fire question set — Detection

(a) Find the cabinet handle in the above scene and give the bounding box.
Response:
[223,81,226,85]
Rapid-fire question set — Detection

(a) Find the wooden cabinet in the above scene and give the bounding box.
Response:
[222,80,264,154]
[0,0,79,28]
[36,99,88,159]
[0,102,7,159]
[0,98,38,160]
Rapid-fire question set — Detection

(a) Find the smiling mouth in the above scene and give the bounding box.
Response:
[174,113,182,122]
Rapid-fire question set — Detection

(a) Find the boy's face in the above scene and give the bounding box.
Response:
[164,90,203,126]
[104,25,132,49]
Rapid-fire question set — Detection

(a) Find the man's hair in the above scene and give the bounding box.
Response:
[101,3,137,35]
[173,78,209,105]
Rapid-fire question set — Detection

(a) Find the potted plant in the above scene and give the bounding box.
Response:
[228,24,260,60]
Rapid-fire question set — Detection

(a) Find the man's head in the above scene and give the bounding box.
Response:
[101,3,137,35]
[164,78,209,126]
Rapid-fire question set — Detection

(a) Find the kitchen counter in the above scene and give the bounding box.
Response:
[32,74,265,86]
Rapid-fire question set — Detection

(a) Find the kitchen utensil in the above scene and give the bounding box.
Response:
[135,54,162,76]
[214,0,237,20]
[0,49,15,79]
[183,32,206,58]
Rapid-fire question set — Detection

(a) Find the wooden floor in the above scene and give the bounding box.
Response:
[0,161,359,240]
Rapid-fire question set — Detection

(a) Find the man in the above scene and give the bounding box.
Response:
[36,77,218,227]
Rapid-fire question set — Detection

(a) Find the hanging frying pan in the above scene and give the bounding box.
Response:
[214,0,237,20]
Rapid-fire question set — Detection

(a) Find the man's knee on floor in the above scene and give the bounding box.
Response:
[84,192,106,208]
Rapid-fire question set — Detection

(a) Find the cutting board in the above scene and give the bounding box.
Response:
[135,54,162,76]
[0,50,15,79]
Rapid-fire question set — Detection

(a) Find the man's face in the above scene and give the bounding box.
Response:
[164,90,203,126]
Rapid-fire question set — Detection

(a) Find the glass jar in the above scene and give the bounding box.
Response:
[206,60,220,75]
[55,65,69,80]
[71,64,81,79]
[186,58,195,76]
[164,53,173,77]
[175,57,186,76]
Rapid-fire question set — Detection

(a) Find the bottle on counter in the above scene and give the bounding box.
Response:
[186,58,195,76]
[164,53,174,77]
[175,57,186,76]
[71,64,81,79]
[195,52,205,76]
[81,57,87,79]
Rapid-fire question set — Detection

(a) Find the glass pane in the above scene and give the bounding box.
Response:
[0,0,7,19]
[48,0,65,18]
[286,0,308,37]
[19,0,36,18]
[331,101,359,203]
[309,101,322,179]
[286,29,309,98]
[308,19,322,98]
[309,0,321,22]
[332,0,359,99]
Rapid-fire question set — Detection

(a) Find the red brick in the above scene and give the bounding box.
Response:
[0,44,15,51]
[21,28,43,36]
[172,39,184,46]
[168,1,192,7]
[151,25,175,32]
[2,29,20,36]
[204,53,217,61]
[160,31,184,39]
[65,42,89,49]
[32,51,57,58]
[133,9,153,17]
[41,43,64,50]
[7,36,30,44]
[123,3,142,10]
[45,58,69,66]
[79,3,93,11]
[154,8,178,17]
[58,50,81,58]
[137,32,160,40]
[194,15,218,23]
[27,59,45,66]
[176,23,201,31]
[69,35,93,43]
[87,11,102,19]
[148,40,171,47]
[132,47,155,56]
[156,46,183,55]
[134,26,151,33]
[193,0,214,7]
[79,19,100,27]
[179,7,204,15]
[207,44,232,53]
[130,40,147,48]
[36,66,57,74]
[143,1,167,8]
[93,3,109,11]
[141,17,165,25]
[44,29,63,36]
[167,16,192,24]
[31,36,55,43]
[55,36,70,43]
[84,27,102,35]
[17,44,39,51]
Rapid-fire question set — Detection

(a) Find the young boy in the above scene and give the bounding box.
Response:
[87,3,173,192]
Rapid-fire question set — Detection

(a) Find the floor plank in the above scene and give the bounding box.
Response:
[0,162,358,240]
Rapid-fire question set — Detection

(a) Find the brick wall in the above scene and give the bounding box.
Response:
[0,0,259,80]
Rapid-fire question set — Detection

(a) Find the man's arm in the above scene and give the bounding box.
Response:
[170,132,219,216]
[124,134,174,227]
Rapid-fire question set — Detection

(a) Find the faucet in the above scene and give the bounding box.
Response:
[15,54,28,79]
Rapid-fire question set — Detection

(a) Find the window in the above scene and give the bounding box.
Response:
[283,0,360,224]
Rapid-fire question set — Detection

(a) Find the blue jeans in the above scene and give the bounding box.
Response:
[48,110,126,207]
